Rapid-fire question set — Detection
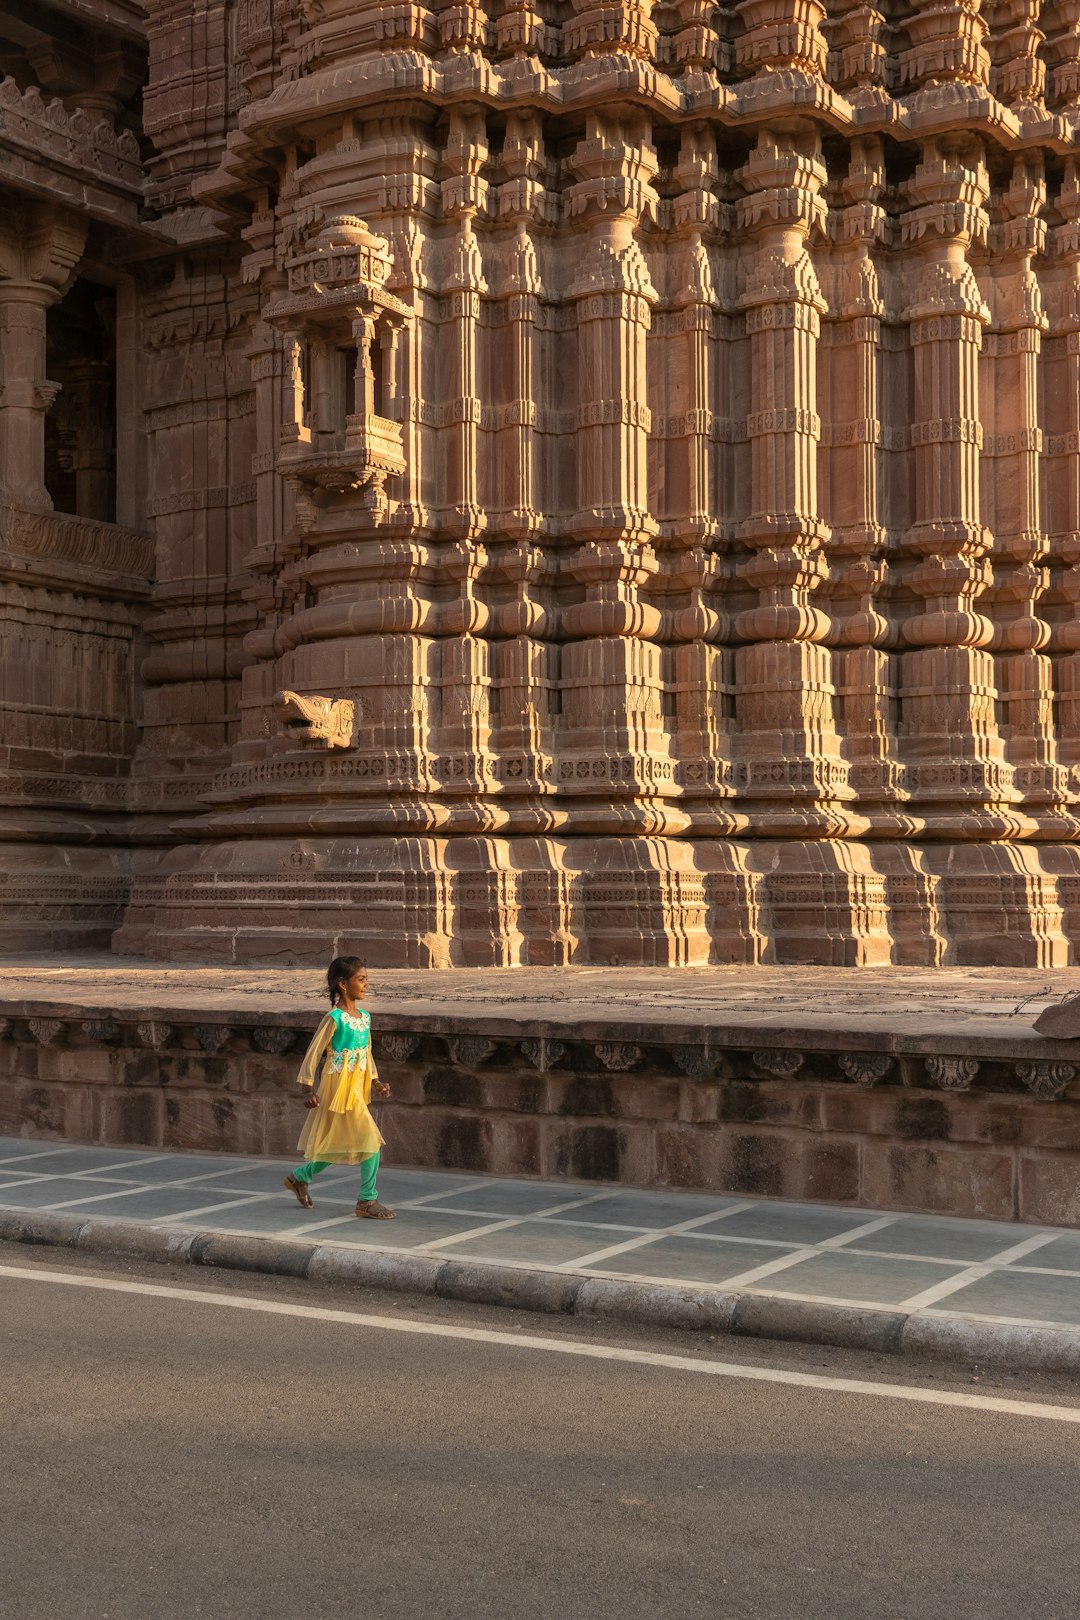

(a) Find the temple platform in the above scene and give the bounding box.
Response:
[3,958,1080,1228]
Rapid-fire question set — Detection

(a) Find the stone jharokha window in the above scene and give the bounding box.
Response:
[44,276,117,524]
[271,214,408,522]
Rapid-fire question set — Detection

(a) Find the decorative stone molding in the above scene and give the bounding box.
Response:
[0,76,142,192]
[925,1056,979,1092]
[754,1050,804,1078]
[28,1018,63,1046]
[137,1022,172,1049]
[839,1053,892,1086]
[520,1037,566,1072]
[672,1046,716,1080]
[252,1027,296,1056]
[0,504,152,588]
[375,1033,421,1063]
[594,1043,643,1072]
[193,1025,232,1053]
[82,1020,122,1045]
[1015,1061,1075,1102]
[448,1035,497,1066]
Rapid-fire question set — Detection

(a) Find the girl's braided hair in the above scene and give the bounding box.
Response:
[327,956,367,1006]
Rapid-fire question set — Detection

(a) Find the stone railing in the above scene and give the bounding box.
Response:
[0,501,153,589]
[0,77,142,188]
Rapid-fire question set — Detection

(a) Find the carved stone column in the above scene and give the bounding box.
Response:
[981,156,1074,835]
[897,138,1009,834]
[733,130,845,835]
[820,139,898,832]
[441,106,489,541]
[494,111,548,540]
[0,204,86,508]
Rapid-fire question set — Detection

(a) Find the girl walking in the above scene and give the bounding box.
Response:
[283,956,396,1220]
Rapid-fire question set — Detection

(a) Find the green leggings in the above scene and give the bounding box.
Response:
[293,1151,380,1202]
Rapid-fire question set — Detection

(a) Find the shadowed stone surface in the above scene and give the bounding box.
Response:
[6,956,1080,1222]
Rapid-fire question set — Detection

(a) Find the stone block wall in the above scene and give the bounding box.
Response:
[4,1008,1080,1226]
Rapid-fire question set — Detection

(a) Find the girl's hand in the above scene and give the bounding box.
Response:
[374,1081,391,1099]
[301,1089,320,1109]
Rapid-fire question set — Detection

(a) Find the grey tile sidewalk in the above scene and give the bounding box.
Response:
[0,1136,1078,1333]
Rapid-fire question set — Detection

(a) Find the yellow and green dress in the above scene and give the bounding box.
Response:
[292,1006,385,1199]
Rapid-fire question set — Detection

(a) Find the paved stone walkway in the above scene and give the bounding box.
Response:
[2,1136,1078,1332]
[2,953,1080,1041]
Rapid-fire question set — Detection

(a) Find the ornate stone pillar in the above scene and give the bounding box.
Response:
[0,204,86,509]
[981,156,1073,833]
[567,113,657,546]
[897,138,1010,833]
[441,106,489,541]
[561,112,678,846]
[659,124,724,552]
[733,129,844,834]
[494,111,547,539]
[820,140,898,834]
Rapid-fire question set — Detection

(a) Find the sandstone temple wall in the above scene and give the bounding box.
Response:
[7,0,1080,963]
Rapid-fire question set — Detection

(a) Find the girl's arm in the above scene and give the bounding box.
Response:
[294,1014,336,1101]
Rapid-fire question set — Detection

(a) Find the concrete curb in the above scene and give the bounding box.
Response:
[2,1205,1077,1376]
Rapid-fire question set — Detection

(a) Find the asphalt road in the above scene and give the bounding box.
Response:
[3,1244,1079,1620]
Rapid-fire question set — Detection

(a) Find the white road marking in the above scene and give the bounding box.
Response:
[2,1260,1079,1426]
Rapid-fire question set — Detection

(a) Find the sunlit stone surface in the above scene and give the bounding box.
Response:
[5,0,1080,964]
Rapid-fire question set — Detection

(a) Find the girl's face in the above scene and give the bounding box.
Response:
[340,969,368,1003]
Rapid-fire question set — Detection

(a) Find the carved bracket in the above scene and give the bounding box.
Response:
[925,1055,979,1091]
[448,1035,497,1066]
[193,1024,233,1054]
[82,1019,122,1045]
[28,1018,63,1046]
[253,1026,296,1056]
[673,1046,716,1080]
[753,1049,804,1077]
[137,1022,172,1049]
[520,1037,566,1072]
[376,1033,421,1063]
[1016,1060,1075,1102]
[595,1042,643,1072]
[839,1052,892,1086]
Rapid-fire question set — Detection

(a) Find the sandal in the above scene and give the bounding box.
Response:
[284,1174,313,1209]
[355,1199,396,1220]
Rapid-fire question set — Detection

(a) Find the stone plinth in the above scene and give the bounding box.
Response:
[5,960,1080,1224]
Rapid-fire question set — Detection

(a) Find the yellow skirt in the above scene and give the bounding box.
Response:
[296,1048,385,1165]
